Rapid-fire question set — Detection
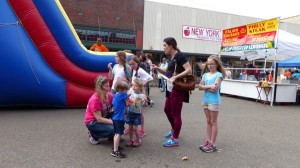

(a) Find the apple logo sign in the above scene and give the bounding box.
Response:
[184,27,190,36]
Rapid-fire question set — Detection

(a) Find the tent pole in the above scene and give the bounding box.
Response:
[270,50,277,106]
[264,50,267,73]
[270,18,280,106]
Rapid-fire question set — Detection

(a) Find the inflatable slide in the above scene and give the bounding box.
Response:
[0,0,132,107]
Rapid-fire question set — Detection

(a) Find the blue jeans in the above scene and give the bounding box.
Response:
[86,120,114,140]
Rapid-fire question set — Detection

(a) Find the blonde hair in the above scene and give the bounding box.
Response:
[114,80,129,92]
[202,55,227,78]
[94,75,109,101]
[133,78,144,93]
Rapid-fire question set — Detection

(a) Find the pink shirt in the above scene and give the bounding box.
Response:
[84,92,114,125]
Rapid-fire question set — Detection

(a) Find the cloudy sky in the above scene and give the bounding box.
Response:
[149,0,299,19]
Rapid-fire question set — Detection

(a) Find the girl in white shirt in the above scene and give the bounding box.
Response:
[108,51,131,93]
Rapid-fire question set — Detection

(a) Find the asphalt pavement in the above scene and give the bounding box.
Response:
[1,88,300,168]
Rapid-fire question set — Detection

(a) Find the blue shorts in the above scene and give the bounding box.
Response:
[113,120,125,135]
[127,112,141,126]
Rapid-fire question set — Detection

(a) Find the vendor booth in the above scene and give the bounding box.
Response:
[275,57,300,104]
[220,18,300,105]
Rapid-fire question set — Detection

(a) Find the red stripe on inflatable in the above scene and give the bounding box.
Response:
[66,81,94,107]
[9,0,107,88]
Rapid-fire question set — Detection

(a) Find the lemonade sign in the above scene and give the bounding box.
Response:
[221,18,279,52]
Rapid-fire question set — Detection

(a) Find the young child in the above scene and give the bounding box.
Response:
[198,55,226,153]
[124,56,153,138]
[125,79,146,147]
[111,80,129,158]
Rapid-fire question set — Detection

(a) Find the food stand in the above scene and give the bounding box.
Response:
[220,18,300,105]
[220,79,298,104]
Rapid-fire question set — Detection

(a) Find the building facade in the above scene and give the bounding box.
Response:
[61,0,300,69]
[60,0,144,52]
[143,1,300,69]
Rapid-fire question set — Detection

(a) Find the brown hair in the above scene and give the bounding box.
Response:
[117,50,130,81]
[94,75,109,101]
[114,80,129,92]
[202,55,227,78]
[163,37,180,51]
[145,53,152,60]
[117,51,126,66]
[129,56,140,77]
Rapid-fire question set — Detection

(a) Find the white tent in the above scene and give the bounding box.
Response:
[221,29,300,61]
[221,29,300,106]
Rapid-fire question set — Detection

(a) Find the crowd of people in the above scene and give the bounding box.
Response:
[284,68,300,78]
[84,37,226,158]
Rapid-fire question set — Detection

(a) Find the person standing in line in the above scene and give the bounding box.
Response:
[90,38,109,52]
[152,37,192,147]
[111,80,129,158]
[145,53,153,76]
[157,61,162,91]
[84,76,114,145]
[159,57,168,92]
[139,55,153,100]
[198,55,226,153]
[108,51,131,93]
[291,70,300,78]
[284,69,292,78]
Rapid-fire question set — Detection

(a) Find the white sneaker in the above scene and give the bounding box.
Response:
[149,100,154,107]
[89,137,99,145]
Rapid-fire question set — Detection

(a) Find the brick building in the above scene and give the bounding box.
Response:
[60,0,144,52]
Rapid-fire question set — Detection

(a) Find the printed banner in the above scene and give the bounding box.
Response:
[221,18,279,52]
[182,25,222,42]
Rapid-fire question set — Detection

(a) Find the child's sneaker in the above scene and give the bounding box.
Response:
[201,143,217,153]
[164,130,174,139]
[126,139,134,147]
[139,130,146,138]
[199,140,209,150]
[111,150,126,158]
[89,137,99,145]
[149,100,154,107]
[124,129,130,135]
[162,138,179,147]
[132,139,141,147]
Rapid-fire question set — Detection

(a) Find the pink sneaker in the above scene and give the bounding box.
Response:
[199,140,209,150]
[126,139,134,147]
[124,129,130,135]
[139,130,146,138]
[132,139,141,147]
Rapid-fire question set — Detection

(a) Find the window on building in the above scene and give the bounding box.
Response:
[74,26,136,45]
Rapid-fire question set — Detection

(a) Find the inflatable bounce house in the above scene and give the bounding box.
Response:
[0,0,133,107]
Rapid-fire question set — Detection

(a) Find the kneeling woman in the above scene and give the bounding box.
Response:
[84,76,115,144]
